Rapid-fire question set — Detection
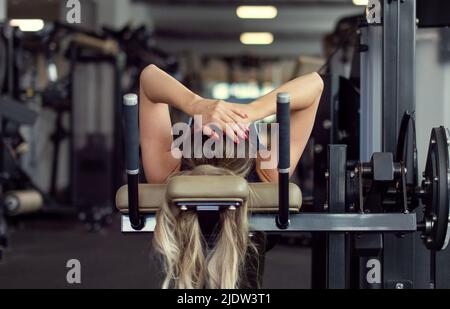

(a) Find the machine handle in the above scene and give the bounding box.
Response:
[123,94,144,230]
[276,92,291,229]
[124,94,140,174]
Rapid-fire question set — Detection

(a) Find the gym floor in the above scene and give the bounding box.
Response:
[0,215,311,289]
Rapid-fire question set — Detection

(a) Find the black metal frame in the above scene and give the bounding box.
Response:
[121,90,425,288]
[121,213,417,233]
[326,145,348,288]
[382,0,421,290]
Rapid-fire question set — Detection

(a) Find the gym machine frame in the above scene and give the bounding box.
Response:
[119,0,450,289]
[120,96,449,290]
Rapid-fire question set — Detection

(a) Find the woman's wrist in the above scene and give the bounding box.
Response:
[247,100,275,122]
[185,94,204,116]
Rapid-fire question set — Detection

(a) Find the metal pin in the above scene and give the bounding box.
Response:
[181,206,188,211]
[229,206,237,211]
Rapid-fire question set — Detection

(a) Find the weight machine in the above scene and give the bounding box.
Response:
[116,0,450,289]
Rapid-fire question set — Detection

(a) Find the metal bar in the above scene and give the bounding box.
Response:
[277,93,291,229]
[121,213,418,233]
[383,0,399,153]
[122,215,156,233]
[383,0,416,154]
[176,202,241,207]
[382,0,418,290]
[360,25,383,161]
[123,94,144,230]
[311,75,339,289]
[327,145,348,289]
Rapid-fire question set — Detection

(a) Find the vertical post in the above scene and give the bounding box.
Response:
[1,0,9,255]
[113,55,125,202]
[382,0,417,289]
[69,47,77,217]
[123,94,143,230]
[383,0,416,153]
[0,0,6,22]
[0,0,8,257]
[360,24,383,161]
[276,93,290,230]
[327,145,347,289]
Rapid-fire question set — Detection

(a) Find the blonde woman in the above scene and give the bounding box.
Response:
[141,65,324,289]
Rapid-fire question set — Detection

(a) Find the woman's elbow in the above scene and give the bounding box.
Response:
[140,64,158,83]
[312,72,324,96]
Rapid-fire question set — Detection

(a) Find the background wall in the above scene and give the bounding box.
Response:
[416,28,450,173]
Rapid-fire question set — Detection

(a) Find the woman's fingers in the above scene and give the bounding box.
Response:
[203,122,237,143]
[219,120,239,144]
[201,101,252,144]
[229,105,249,120]
[224,109,250,136]
[207,120,239,144]
[202,125,220,140]
[221,112,246,140]
[226,105,251,133]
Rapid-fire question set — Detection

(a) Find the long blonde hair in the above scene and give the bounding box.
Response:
[153,165,258,289]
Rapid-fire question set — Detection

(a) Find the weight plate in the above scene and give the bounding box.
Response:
[396,112,418,187]
[444,128,450,249]
[422,127,450,250]
[396,112,419,211]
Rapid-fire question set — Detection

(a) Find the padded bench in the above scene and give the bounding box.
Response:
[116,175,302,214]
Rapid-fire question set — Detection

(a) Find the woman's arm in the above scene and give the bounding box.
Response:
[140,65,201,116]
[139,65,193,183]
[247,72,324,121]
[139,65,249,183]
[249,72,324,182]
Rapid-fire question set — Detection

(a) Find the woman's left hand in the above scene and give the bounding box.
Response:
[191,98,251,143]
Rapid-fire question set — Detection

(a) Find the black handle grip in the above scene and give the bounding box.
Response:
[123,94,140,175]
[123,94,144,230]
[277,93,291,172]
[276,92,291,230]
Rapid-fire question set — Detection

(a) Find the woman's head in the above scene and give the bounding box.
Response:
[153,165,258,289]
[180,127,257,178]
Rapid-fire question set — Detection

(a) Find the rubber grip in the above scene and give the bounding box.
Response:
[277,173,290,229]
[277,92,291,171]
[123,94,140,174]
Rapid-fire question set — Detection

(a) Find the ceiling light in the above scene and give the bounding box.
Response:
[236,6,278,19]
[10,19,45,32]
[353,0,369,5]
[240,32,274,45]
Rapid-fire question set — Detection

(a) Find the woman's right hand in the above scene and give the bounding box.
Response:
[191,98,251,143]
